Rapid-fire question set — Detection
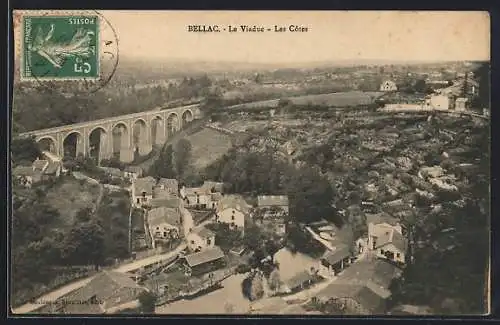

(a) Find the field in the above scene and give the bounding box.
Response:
[186,127,234,169]
[44,176,101,227]
[226,91,384,110]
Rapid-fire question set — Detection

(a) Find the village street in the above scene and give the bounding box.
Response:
[12,243,187,314]
[155,273,251,314]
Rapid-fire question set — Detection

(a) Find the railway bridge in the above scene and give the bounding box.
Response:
[19,104,201,163]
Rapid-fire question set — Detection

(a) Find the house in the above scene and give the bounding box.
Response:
[187,226,216,252]
[201,181,224,194]
[379,80,397,92]
[182,246,226,276]
[181,186,214,209]
[368,222,407,264]
[215,195,251,230]
[123,166,143,181]
[180,181,223,210]
[132,176,156,207]
[313,283,386,315]
[147,206,182,247]
[13,158,62,188]
[149,196,181,209]
[313,259,403,314]
[45,271,147,314]
[281,270,318,294]
[156,178,179,196]
[318,245,352,278]
[455,97,469,111]
[100,166,123,179]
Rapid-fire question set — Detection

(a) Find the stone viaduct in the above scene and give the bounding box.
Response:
[19,104,201,163]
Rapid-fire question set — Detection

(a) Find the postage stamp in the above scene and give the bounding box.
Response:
[22,15,100,79]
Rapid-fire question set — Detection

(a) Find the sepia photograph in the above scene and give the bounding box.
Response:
[10,10,490,316]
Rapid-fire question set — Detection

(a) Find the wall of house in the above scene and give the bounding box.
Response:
[150,223,179,239]
[104,287,144,310]
[187,233,215,251]
[376,243,405,264]
[133,193,153,207]
[217,208,245,229]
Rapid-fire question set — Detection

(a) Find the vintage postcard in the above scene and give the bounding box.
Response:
[10,10,490,316]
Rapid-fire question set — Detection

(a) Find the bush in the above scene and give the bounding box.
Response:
[236,264,251,274]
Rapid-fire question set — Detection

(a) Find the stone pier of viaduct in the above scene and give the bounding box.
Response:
[19,104,201,163]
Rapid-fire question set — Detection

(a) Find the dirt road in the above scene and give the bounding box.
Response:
[12,243,187,314]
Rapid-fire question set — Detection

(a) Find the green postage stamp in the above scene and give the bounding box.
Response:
[22,15,99,79]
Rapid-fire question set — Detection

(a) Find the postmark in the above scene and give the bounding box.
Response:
[15,10,119,93]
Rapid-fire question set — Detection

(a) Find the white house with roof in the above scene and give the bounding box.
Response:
[215,194,251,230]
[380,80,398,92]
[367,215,407,264]
[132,176,156,207]
[147,206,182,248]
[187,226,216,252]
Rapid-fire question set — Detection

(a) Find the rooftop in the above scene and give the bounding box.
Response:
[148,206,181,228]
[124,166,143,173]
[193,226,216,239]
[201,181,224,193]
[257,195,289,207]
[315,283,386,314]
[321,244,351,266]
[32,159,48,172]
[184,246,225,267]
[100,166,122,177]
[61,271,145,313]
[134,176,156,195]
[217,194,252,214]
[157,178,179,192]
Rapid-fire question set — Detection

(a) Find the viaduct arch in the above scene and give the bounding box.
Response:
[20,104,201,164]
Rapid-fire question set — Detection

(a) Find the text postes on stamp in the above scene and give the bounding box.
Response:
[22,15,100,80]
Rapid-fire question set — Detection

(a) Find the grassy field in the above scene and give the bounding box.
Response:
[186,127,234,169]
[44,176,101,227]
[226,91,384,110]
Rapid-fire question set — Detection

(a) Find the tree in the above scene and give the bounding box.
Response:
[151,144,175,179]
[11,136,41,166]
[62,220,105,269]
[138,291,157,314]
[174,139,192,178]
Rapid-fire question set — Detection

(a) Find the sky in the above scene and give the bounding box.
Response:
[99,11,490,64]
[13,10,490,65]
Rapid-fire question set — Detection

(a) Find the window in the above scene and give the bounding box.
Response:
[191,240,195,245]
[156,226,159,230]
[207,238,212,245]
[380,250,384,255]
[231,215,235,221]
[397,253,401,258]
[163,232,167,237]
[137,198,140,204]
